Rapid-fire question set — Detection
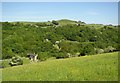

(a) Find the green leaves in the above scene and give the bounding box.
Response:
[2,22,118,59]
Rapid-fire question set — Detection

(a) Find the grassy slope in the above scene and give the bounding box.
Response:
[2,52,118,81]
[57,19,77,25]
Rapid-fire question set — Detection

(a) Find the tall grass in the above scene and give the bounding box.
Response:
[1,52,118,81]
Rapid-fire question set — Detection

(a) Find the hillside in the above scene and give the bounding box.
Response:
[57,19,78,25]
[2,19,118,61]
[1,52,118,81]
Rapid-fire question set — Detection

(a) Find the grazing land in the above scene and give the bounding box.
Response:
[2,52,118,81]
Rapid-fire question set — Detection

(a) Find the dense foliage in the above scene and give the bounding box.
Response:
[2,20,118,60]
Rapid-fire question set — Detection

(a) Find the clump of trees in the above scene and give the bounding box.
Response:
[2,21,119,61]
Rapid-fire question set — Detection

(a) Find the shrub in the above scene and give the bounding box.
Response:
[9,56,23,66]
[79,51,86,56]
[74,52,80,57]
[79,43,96,56]
[2,60,11,68]
[52,20,59,25]
[104,46,115,53]
[55,52,69,59]
[37,52,50,61]
[95,48,104,54]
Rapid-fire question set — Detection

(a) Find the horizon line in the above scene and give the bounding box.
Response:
[0,19,118,25]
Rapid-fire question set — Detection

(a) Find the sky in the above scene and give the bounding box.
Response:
[2,2,118,25]
[1,0,120,2]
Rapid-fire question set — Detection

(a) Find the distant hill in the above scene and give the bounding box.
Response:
[7,19,86,26]
[57,19,77,25]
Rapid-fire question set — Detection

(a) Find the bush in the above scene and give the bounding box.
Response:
[37,52,50,61]
[79,51,86,56]
[104,46,115,53]
[79,43,96,56]
[52,20,59,25]
[2,60,11,68]
[9,56,23,66]
[55,52,69,59]
[95,48,104,54]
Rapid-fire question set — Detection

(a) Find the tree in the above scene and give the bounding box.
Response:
[52,20,59,25]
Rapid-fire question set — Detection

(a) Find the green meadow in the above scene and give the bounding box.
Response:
[1,52,118,81]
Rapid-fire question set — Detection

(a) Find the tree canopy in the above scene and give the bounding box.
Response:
[2,20,119,60]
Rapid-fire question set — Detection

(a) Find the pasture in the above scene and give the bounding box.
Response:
[1,52,118,81]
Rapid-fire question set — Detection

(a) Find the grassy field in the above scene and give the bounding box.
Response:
[57,19,77,25]
[1,52,118,81]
